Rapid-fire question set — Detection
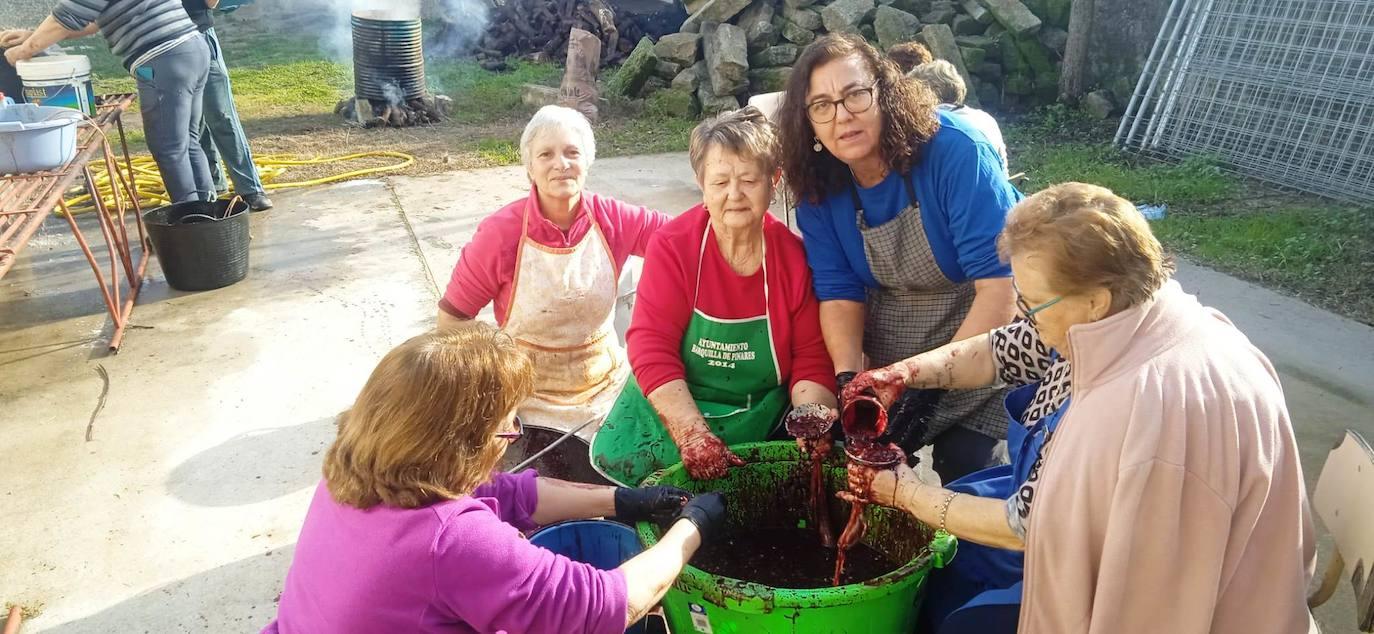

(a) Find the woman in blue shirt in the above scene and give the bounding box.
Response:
[777,34,1021,484]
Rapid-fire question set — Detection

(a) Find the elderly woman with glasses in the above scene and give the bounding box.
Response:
[438,105,669,439]
[777,34,1022,485]
[265,322,727,634]
[842,183,1317,634]
[590,107,838,486]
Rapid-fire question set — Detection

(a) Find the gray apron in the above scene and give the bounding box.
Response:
[853,173,1007,444]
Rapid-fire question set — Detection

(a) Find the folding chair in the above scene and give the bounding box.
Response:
[1308,429,1374,631]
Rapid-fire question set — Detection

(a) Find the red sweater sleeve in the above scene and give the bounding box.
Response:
[775,227,837,393]
[625,225,695,395]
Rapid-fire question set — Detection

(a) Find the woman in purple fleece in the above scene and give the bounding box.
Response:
[264,322,726,634]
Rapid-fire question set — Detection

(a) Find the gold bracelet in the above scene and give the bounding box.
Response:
[937,490,961,534]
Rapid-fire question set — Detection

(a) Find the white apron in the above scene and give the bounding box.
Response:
[503,196,629,440]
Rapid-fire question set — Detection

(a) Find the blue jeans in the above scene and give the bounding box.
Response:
[199,28,264,196]
[135,36,213,203]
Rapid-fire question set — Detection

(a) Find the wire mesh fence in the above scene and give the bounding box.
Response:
[1115,0,1374,204]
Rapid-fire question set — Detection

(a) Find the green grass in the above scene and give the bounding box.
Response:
[474,138,520,164]
[1006,106,1374,324]
[427,59,562,124]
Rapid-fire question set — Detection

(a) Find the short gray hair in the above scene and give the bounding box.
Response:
[908,60,966,106]
[688,106,779,180]
[519,105,597,169]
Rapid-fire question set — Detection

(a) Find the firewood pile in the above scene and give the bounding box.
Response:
[335,94,454,128]
[458,0,650,70]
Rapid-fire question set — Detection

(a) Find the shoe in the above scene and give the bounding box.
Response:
[243,193,274,212]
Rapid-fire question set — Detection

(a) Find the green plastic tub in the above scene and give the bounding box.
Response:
[638,442,944,634]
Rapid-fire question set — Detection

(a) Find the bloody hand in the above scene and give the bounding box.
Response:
[676,428,745,480]
[784,402,837,457]
[841,366,909,411]
[613,485,691,522]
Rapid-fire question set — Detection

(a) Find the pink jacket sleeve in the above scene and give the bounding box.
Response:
[626,232,693,396]
[598,194,670,261]
[433,501,629,634]
[441,214,515,319]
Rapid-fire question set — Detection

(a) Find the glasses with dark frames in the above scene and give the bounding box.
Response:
[495,415,524,443]
[806,82,878,124]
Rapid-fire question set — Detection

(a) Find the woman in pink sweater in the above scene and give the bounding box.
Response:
[264,322,726,634]
[844,183,1316,633]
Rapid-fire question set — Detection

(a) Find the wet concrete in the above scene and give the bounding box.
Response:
[0,153,1368,632]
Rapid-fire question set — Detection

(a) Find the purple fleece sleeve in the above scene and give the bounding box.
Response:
[473,470,541,532]
[433,499,630,634]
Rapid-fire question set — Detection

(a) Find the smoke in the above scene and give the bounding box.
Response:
[427,0,490,58]
[271,0,488,64]
[380,81,404,106]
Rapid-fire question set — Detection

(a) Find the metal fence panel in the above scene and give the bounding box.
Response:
[1117,0,1374,204]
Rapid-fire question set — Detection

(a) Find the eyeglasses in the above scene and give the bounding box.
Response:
[806,83,877,124]
[1013,280,1062,327]
[496,415,524,443]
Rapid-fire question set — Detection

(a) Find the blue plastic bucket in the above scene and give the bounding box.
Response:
[0,103,82,175]
[529,520,648,634]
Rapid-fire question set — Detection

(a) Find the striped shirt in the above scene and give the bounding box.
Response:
[51,0,198,70]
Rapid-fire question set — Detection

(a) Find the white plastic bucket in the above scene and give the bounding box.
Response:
[17,55,95,117]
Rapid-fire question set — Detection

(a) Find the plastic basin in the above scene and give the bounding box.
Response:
[529,520,649,634]
[638,442,938,634]
[498,424,612,486]
[0,103,81,175]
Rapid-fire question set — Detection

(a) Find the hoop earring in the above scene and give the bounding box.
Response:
[813,137,823,152]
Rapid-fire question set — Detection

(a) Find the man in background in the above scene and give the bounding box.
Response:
[909,59,1008,174]
[183,0,272,210]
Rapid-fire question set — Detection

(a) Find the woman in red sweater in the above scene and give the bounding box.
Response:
[591,108,838,486]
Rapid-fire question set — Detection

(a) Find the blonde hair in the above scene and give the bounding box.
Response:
[999,182,1175,312]
[688,106,780,180]
[520,105,597,169]
[909,60,966,106]
[323,323,535,509]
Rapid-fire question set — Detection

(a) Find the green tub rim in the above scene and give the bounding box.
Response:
[636,441,937,613]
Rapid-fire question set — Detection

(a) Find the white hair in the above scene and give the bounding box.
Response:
[519,105,597,169]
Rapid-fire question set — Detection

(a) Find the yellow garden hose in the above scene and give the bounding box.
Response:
[62,150,417,213]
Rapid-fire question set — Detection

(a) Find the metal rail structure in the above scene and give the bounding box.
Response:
[1115,0,1374,204]
[0,93,150,352]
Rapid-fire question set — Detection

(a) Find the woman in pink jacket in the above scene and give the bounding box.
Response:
[843,183,1316,633]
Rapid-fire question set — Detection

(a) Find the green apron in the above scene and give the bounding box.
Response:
[591,222,788,486]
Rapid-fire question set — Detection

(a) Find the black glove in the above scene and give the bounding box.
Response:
[675,491,727,540]
[835,371,857,400]
[613,485,691,522]
[882,389,946,457]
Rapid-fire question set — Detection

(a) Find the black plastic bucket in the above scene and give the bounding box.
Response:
[143,197,250,292]
[498,424,612,486]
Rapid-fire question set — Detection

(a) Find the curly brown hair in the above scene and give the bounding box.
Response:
[323,323,535,509]
[888,41,934,73]
[779,33,941,205]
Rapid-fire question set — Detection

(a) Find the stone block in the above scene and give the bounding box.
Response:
[646,87,699,118]
[778,18,817,45]
[682,0,756,33]
[1036,26,1068,56]
[685,0,711,16]
[976,81,1000,110]
[921,5,956,24]
[1003,72,1034,95]
[746,21,780,52]
[784,0,819,8]
[952,14,982,35]
[750,43,800,67]
[748,66,793,93]
[736,0,776,34]
[520,84,560,107]
[698,82,742,112]
[643,76,670,94]
[890,0,931,15]
[959,45,986,68]
[860,23,878,42]
[984,21,1005,37]
[873,6,922,51]
[703,22,750,95]
[1012,34,1055,75]
[976,0,1041,35]
[655,33,702,66]
[1039,0,1071,28]
[974,61,1002,80]
[921,23,979,104]
[955,34,997,49]
[606,37,659,98]
[960,0,992,23]
[655,59,686,79]
[672,60,707,91]
[1082,89,1116,119]
[822,0,875,33]
[782,5,823,30]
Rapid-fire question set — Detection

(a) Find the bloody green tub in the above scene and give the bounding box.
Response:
[638,442,949,634]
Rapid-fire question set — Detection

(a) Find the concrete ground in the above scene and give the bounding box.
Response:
[1,153,1368,632]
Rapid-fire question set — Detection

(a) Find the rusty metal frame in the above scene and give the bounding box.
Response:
[0,94,149,352]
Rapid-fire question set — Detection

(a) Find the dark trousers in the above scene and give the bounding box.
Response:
[134,36,213,203]
[930,425,1006,485]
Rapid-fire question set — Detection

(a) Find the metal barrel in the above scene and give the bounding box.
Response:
[351,12,426,103]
